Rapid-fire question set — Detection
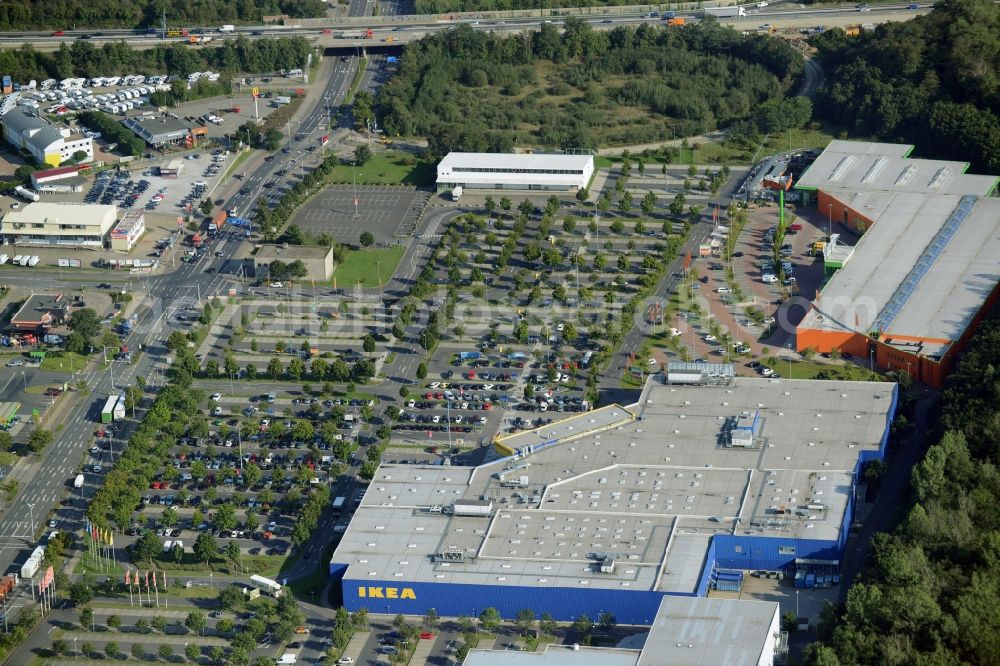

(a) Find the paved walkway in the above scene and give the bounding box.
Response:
[340,629,371,663]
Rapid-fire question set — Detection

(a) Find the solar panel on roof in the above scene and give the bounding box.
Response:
[873,195,978,332]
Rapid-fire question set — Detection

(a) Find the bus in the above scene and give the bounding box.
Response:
[250,574,283,597]
[332,496,346,514]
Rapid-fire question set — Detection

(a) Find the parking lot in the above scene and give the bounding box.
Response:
[292,185,429,244]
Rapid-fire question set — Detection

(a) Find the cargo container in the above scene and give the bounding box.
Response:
[704,6,746,17]
[209,211,227,233]
[667,17,686,26]
[0,575,16,601]
[20,546,44,579]
[14,186,40,202]
[250,574,283,597]
[101,394,117,423]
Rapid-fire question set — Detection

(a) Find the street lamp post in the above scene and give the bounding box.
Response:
[27,502,35,539]
[787,344,793,378]
[827,203,833,240]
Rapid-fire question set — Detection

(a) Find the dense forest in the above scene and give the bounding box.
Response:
[803,321,1000,665]
[812,0,999,172]
[378,20,805,153]
[0,0,326,31]
[0,36,313,81]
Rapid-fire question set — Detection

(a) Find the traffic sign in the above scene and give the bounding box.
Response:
[251,87,259,98]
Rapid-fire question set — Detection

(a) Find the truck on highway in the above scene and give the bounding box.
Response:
[666,17,686,26]
[704,6,747,17]
[101,394,117,424]
[20,546,44,579]
[209,211,227,234]
[0,575,16,602]
[14,185,39,202]
[74,474,85,488]
[219,24,235,32]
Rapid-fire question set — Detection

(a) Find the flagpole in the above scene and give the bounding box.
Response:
[163,572,168,609]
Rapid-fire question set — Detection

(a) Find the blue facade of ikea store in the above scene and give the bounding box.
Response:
[331,386,897,621]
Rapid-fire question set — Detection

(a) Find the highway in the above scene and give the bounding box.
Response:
[0,3,933,50]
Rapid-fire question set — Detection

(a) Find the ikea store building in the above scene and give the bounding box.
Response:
[329,370,897,623]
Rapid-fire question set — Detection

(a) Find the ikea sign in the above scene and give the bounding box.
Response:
[358,587,416,600]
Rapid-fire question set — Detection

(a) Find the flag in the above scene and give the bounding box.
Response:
[153,573,157,590]
[109,532,114,547]
[144,571,149,588]
[125,570,130,586]
[162,571,167,588]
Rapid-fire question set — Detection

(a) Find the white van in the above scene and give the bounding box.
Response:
[762,274,778,284]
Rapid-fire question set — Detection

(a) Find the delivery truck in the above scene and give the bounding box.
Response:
[704,6,747,17]
[219,24,235,32]
[14,185,39,202]
[101,394,117,423]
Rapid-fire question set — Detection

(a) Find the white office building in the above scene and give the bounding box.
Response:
[0,108,93,167]
[1,202,117,247]
[436,152,594,192]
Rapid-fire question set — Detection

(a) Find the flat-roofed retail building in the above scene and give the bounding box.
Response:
[0,202,117,248]
[794,140,1000,387]
[436,152,594,192]
[329,373,896,624]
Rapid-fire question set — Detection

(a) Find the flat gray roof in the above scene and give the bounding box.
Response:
[799,193,1000,356]
[438,152,593,172]
[466,597,779,666]
[333,377,894,594]
[637,597,779,666]
[466,645,639,666]
[795,140,998,196]
[255,244,332,260]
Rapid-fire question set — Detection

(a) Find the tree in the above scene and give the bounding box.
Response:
[416,362,428,379]
[617,190,633,215]
[185,643,200,662]
[134,530,162,562]
[515,608,536,636]
[132,643,146,659]
[360,231,375,247]
[354,144,372,165]
[598,611,617,633]
[641,191,657,216]
[107,614,121,630]
[226,540,242,569]
[52,638,68,656]
[152,615,167,633]
[105,641,119,658]
[479,607,502,633]
[193,532,217,566]
[423,608,440,631]
[185,611,207,635]
[670,192,686,216]
[159,643,173,660]
[80,607,94,631]
[572,613,593,639]
[68,308,100,338]
[363,334,377,354]
[267,356,284,380]
[25,427,52,454]
[68,573,96,605]
[575,187,589,203]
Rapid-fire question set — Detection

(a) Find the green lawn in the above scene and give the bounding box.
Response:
[693,124,840,165]
[327,151,435,187]
[762,357,878,381]
[332,246,405,288]
[39,351,90,373]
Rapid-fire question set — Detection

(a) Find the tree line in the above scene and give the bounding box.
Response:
[804,319,1000,665]
[377,20,805,153]
[0,36,313,83]
[0,0,325,31]
[811,0,999,173]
